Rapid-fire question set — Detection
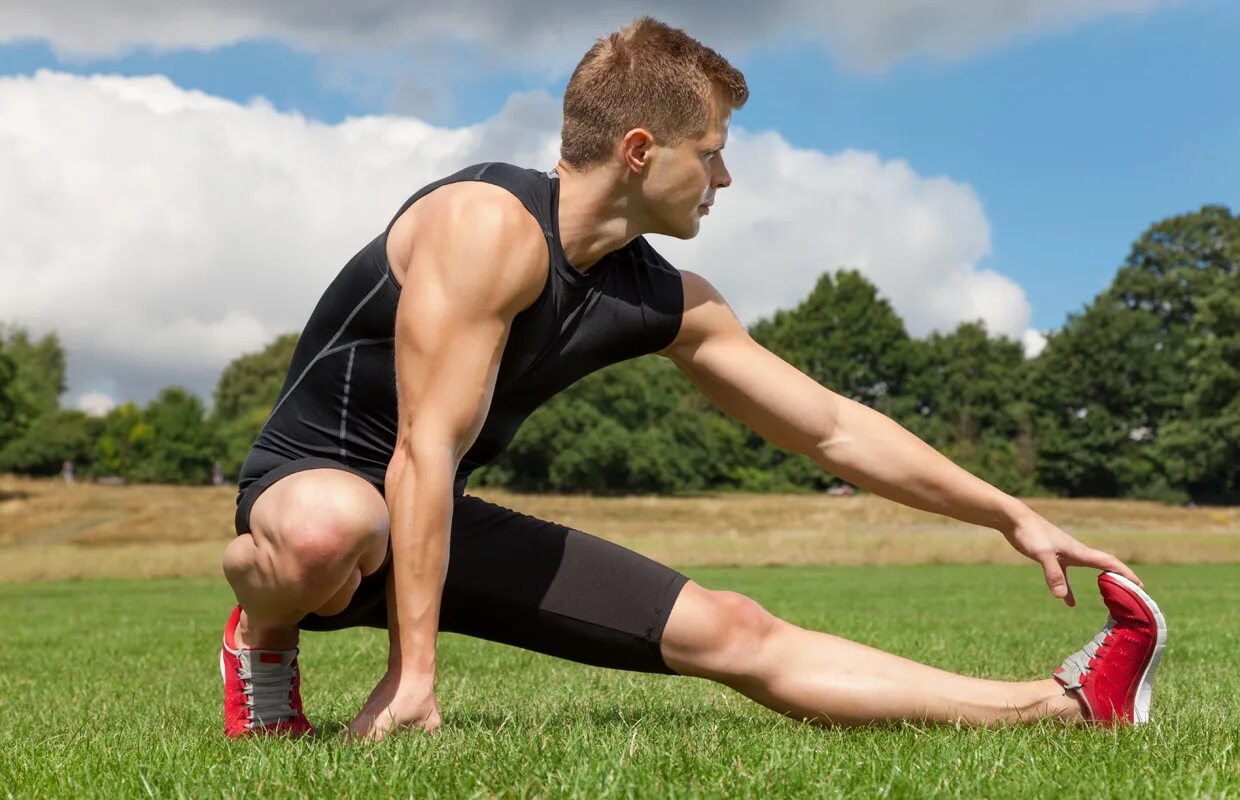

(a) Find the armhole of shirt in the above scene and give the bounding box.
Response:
[377,163,555,313]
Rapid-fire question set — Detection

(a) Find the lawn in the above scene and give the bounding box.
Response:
[2,564,1237,798]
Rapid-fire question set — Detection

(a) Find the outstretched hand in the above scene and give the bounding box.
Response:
[344,668,441,742]
[1001,510,1142,606]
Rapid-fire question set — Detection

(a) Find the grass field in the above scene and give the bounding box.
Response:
[2,564,1238,798]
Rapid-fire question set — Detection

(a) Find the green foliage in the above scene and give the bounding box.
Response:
[0,409,101,475]
[749,269,916,414]
[90,402,153,478]
[905,321,1039,495]
[128,388,220,484]
[0,325,67,450]
[475,357,748,495]
[1158,266,1240,501]
[3,205,1235,497]
[210,332,299,478]
[1031,205,1238,499]
[741,269,918,492]
[212,332,299,422]
[0,351,15,430]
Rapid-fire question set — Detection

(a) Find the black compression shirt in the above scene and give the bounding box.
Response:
[238,161,685,496]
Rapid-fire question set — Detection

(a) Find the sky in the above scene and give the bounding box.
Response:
[0,1,1236,416]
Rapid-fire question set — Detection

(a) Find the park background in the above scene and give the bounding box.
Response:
[1,2,1238,798]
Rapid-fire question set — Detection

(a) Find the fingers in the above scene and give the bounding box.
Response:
[1038,554,1076,607]
[1065,546,1144,589]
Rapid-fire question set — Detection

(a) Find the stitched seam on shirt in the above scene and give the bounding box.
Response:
[263,274,388,424]
[338,346,356,458]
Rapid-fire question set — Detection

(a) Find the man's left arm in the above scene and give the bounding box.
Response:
[660,270,1142,606]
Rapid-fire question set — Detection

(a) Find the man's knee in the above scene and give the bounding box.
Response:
[661,583,781,679]
[250,472,389,579]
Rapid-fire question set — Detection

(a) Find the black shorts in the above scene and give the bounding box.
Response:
[234,456,690,675]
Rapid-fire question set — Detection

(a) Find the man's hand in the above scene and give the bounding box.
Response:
[344,670,441,742]
[1000,509,1143,607]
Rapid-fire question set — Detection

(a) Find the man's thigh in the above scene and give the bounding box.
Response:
[235,456,390,578]
[441,495,691,674]
[302,493,691,675]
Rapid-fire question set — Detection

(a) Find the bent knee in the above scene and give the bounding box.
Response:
[255,480,388,576]
[662,584,780,679]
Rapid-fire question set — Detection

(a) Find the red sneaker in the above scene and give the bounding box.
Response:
[1052,571,1167,727]
[220,605,314,738]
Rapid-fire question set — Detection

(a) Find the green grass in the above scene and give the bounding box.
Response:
[2,565,1238,798]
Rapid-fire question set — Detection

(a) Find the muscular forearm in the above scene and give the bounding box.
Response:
[384,446,454,674]
[812,396,1032,532]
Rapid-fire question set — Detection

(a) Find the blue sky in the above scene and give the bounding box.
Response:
[3,2,1234,334]
[0,2,1236,410]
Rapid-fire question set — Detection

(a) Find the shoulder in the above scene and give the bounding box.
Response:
[391,178,547,311]
[655,268,746,358]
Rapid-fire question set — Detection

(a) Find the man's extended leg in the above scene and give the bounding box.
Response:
[660,581,1086,727]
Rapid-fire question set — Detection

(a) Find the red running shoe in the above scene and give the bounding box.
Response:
[1052,571,1167,726]
[220,605,314,738]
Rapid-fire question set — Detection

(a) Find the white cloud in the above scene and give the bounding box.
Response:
[655,136,1030,339]
[75,392,116,417]
[1022,328,1049,358]
[0,1,1176,72]
[0,70,1028,409]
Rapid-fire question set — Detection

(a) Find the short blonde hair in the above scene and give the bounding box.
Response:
[560,16,749,169]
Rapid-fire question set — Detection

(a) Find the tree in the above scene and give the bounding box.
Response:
[213,333,299,422]
[130,387,220,484]
[211,332,299,478]
[0,325,67,449]
[91,402,154,478]
[0,350,15,437]
[904,321,1037,495]
[744,269,918,491]
[0,409,102,475]
[1030,205,1238,499]
[475,356,747,494]
[1158,267,1240,501]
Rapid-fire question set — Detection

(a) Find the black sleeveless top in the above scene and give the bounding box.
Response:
[239,162,685,496]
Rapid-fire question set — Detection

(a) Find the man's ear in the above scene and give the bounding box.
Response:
[621,128,654,173]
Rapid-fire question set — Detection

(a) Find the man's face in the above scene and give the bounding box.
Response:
[638,94,732,239]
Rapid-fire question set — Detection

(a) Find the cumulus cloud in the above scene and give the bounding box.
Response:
[655,135,1029,339]
[1022,328,1049,358]
[0,1,1174,72]
[75,392,117,417]
[0,70,1028,410]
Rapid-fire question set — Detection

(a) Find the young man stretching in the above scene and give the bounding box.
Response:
[220,16,1166,741]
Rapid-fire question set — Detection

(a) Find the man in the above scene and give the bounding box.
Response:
[220,16,1166,741]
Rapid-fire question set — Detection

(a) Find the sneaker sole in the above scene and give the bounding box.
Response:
[1102,570,1167,724]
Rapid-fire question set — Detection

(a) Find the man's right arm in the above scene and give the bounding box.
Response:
[346,182,546,741]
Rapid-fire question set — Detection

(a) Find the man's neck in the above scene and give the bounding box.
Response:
[553,159,646,273]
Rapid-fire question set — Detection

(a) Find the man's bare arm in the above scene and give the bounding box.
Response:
[346,183,546,740]
[661,270,1141,604]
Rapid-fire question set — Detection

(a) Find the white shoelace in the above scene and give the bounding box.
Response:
[235,650,298,728]
[1056,614,1116,690]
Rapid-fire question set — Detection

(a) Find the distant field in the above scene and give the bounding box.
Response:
[1,473,1238,583]
[1,565,1237,798]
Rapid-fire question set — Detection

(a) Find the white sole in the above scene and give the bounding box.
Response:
[1102,571,1167,724]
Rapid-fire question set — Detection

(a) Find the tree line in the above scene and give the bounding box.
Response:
[1,205,1235,501]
